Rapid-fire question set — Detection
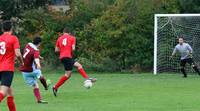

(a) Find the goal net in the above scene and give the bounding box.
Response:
[154,14,200,74]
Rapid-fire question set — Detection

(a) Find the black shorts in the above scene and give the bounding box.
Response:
[0,71,14,87]
[180,58,195,67]
[61,58,75,71]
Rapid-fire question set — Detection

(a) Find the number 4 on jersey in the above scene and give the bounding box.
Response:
[62,38,67,46]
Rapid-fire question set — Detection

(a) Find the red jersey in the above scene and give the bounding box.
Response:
[0,33,20,71]
[20,43,40,72]
[56,33,76,59]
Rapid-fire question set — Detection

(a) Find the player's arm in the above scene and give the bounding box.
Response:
[187,44,193,54]
[55,39,60,53]
[15,49,24,65]
[55,46,60,53]
[34,51,41,69]
[72,45,75,51]
[186,44,193,57]
[34,58,41,69]
[72,37,76,51]
[39,55,44,60]
[171,46,177,59]
[71,37,76,57]
[14,37,24,65]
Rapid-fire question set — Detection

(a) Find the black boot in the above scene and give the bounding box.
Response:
[181,68,187,78]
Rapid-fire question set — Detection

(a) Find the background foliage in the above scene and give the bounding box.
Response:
[0,0,199,72]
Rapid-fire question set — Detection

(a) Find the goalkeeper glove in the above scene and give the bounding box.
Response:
[189,53,193,58]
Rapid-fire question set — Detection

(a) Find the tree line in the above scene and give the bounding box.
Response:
[0,0,200,72]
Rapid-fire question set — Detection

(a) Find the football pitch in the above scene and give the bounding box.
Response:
[1,72,200,111]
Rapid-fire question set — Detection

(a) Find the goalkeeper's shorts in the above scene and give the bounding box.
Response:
[180,58,195,67]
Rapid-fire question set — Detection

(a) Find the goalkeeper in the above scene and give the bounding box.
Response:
[171,36,200,78]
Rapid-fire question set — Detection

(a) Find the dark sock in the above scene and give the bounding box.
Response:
[39,76,48,90]
[181,68,187,77]
[193,66,200,75]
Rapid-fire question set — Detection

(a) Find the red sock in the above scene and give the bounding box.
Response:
[34,88,41,102]
[78,68,89,79]
[0,92,4,103]
[54,75,69,90]
[7,96,16,111]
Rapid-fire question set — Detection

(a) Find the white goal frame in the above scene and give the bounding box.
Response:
[154,14,200,75]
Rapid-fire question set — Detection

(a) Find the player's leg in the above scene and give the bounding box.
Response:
[0,85,9,102]
[0,71,14,103]
[33,82,41,102]
[34,70,48,103]
[74,61,89,79]
[53,58,73,97]
[74,61,97,82]
[33,69,48,90]
[7,88,16,111]
[54,71,72,89]
[0,71,16,111]
[22,72,47,103]
[180,59,187,77]
[39,76,48,90]
[33,82,47,104]
[23,72,40,101]
[53,71,71,97]
[32,63,48,90]
[188,58,200,75]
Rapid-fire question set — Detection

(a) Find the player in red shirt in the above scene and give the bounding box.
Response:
[20,37,48,104]
[52,27,96,96]
[0,21,23,111]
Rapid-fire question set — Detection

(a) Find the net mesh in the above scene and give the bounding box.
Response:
[157,16,200,73]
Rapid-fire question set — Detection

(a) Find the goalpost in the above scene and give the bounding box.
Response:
[154,14,200,75]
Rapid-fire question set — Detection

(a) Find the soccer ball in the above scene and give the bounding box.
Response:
[84,80,93,89]
[46,79,52,87]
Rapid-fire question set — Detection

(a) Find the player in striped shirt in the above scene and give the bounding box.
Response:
[20,37,48,104]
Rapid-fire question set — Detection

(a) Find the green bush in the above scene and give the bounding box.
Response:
[9,0,187,72]
[77,57,120,72]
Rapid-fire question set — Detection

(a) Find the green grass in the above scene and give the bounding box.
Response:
[1,72,200,111]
